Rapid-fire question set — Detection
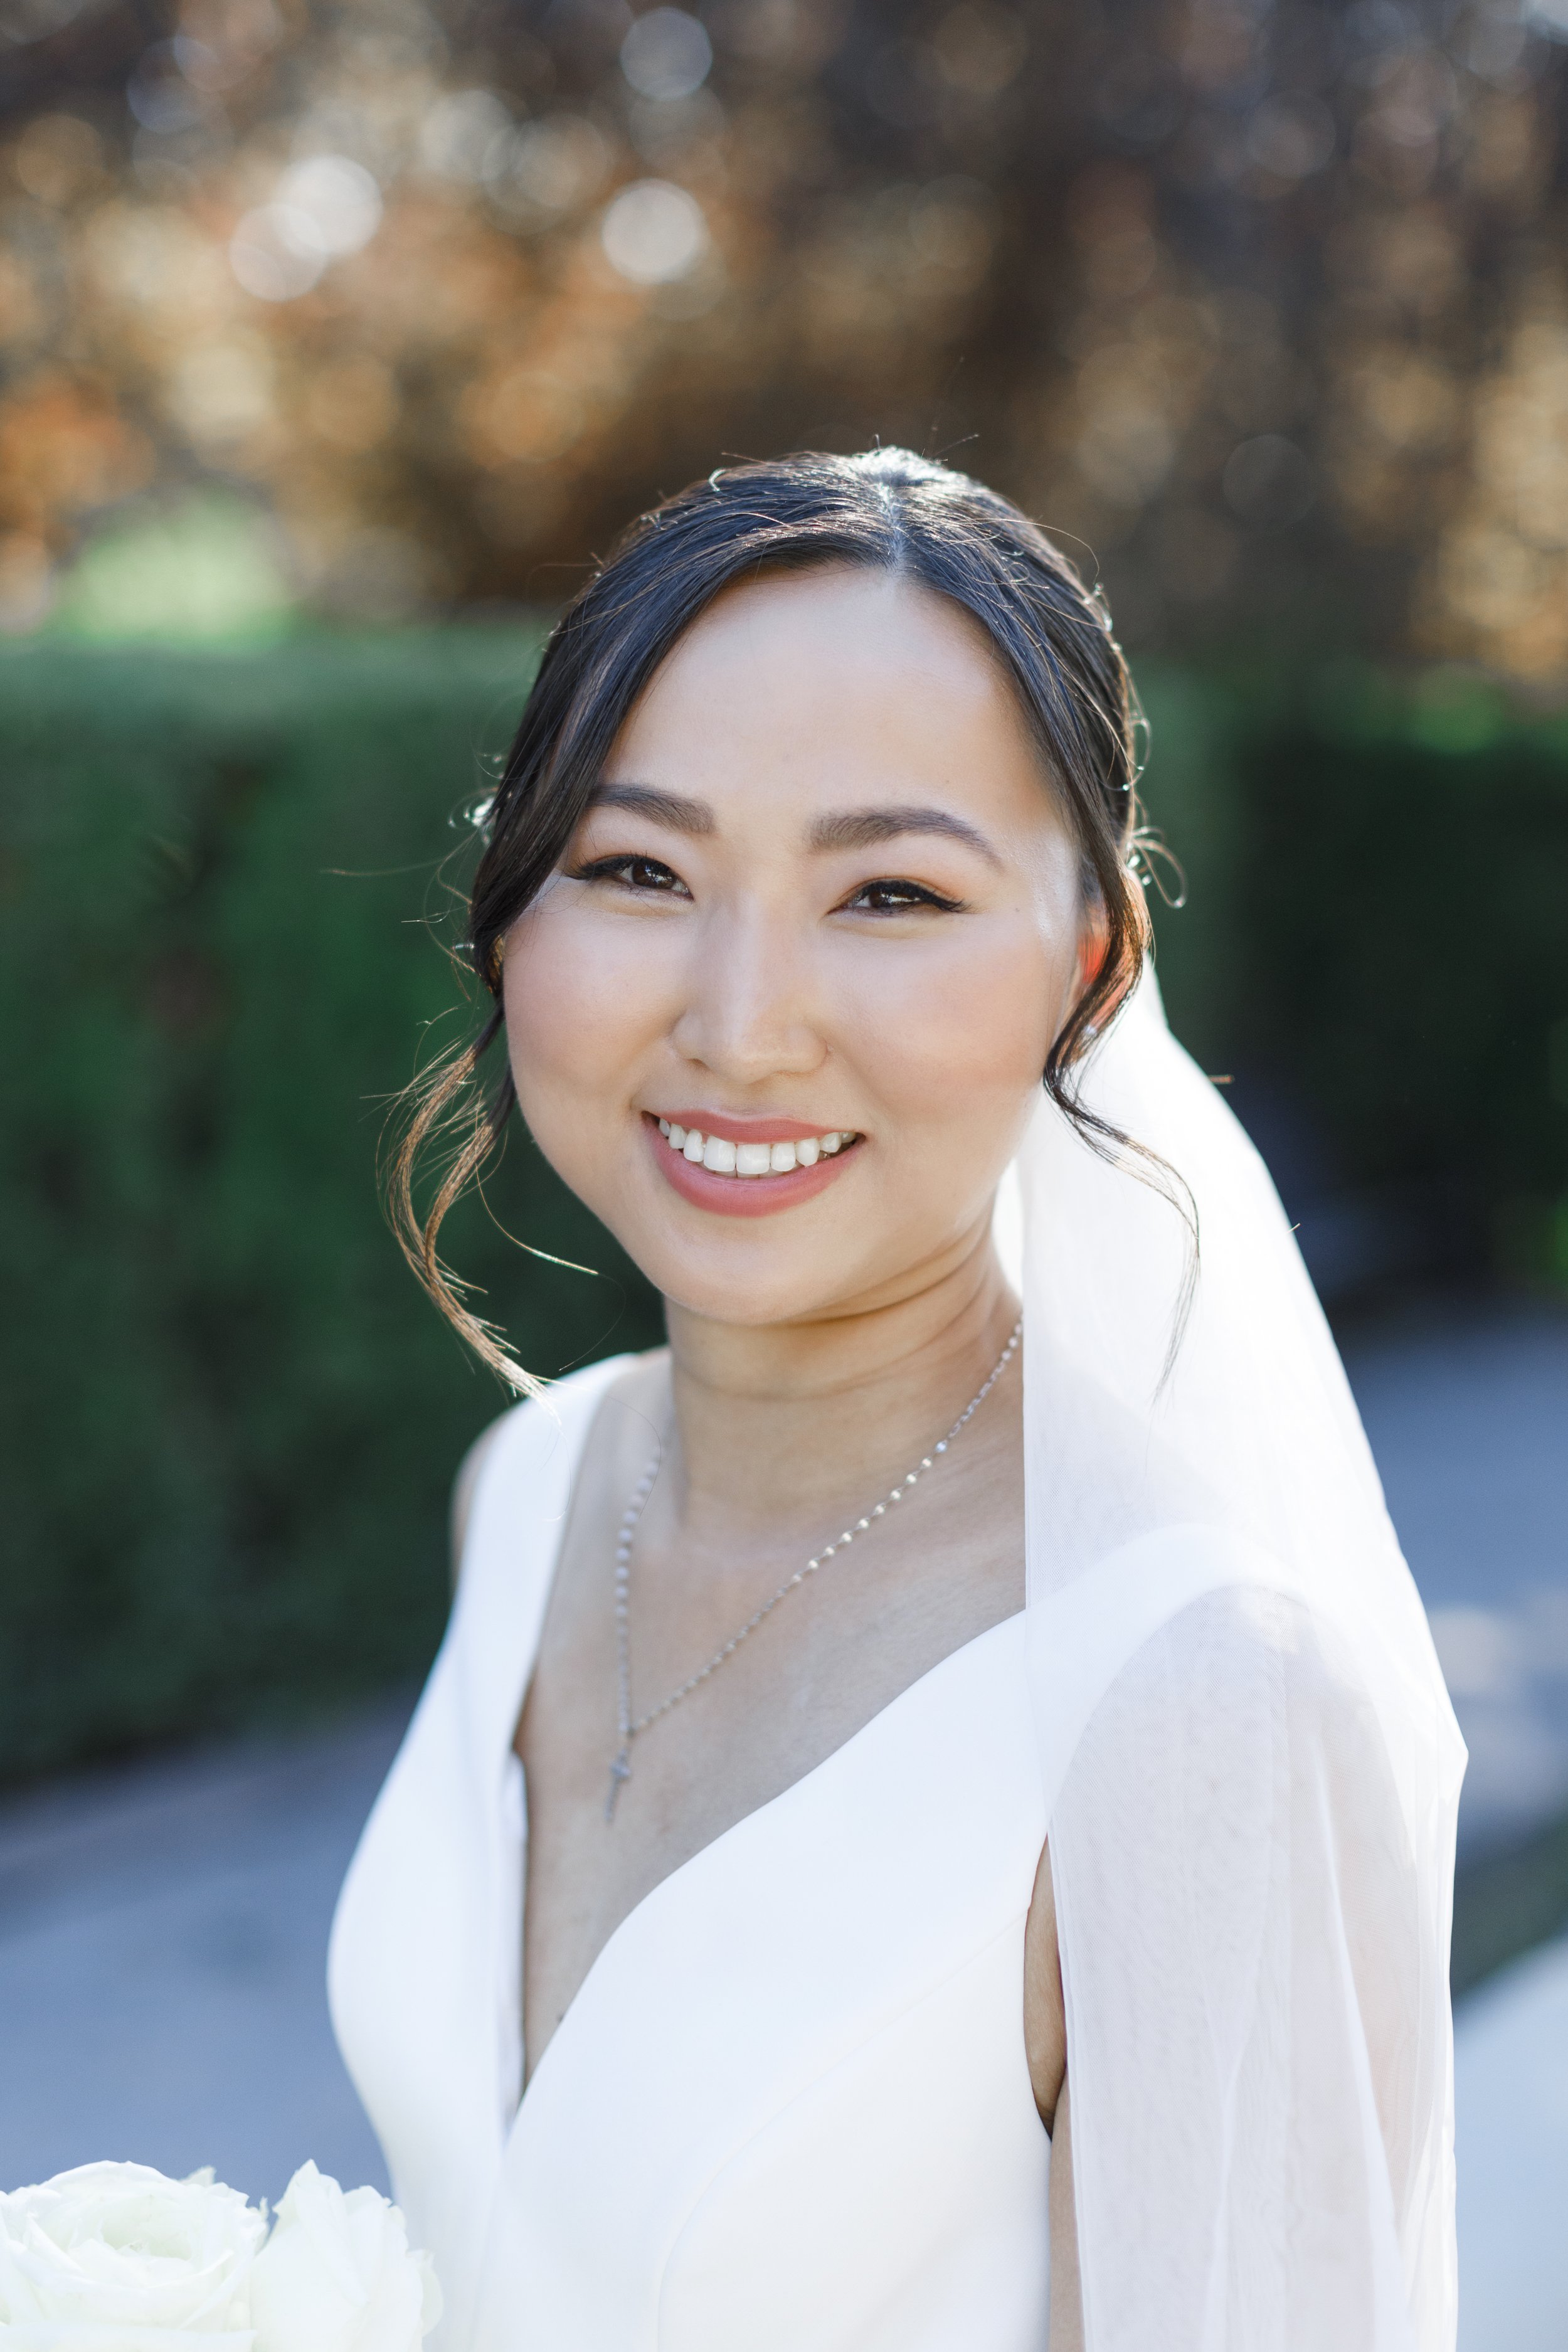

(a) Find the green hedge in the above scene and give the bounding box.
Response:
[2,637,1565,1787]
[1451,1808,1568,1998]
[0,632,662,1786]
[1141,662,1568,1291]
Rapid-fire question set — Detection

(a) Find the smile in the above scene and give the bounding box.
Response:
[642,1110,864,1218]
[655,1118,861,1177]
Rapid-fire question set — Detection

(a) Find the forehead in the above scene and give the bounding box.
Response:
[643,564,1007,703]
[610,564,1056,829]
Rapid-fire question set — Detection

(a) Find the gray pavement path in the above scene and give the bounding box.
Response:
[1455,1931,1568,2351]
[1341,1304,1568,1857]
[0,1703,407,2204]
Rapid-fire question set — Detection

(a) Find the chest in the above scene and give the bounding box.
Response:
[327,1361,1050,2352]
[516,1463,1026,2087]
[499,1616,1051,2352]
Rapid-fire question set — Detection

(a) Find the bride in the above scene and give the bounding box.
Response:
[329,448,1464,2351]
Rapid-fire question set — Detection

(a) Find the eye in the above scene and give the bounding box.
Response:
[839,877,966,914]
[573,854,691,898]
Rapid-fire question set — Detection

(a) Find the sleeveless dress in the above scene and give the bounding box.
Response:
[329,1355,1053,2352]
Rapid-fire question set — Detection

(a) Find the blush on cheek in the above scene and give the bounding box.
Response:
[503,906,649,1087]
[837,934,1059,1125]
[499,901,678,1213]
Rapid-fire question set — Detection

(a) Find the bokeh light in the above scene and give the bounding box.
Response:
[0,0,1562,673]
[601,177,707,283]
[620,9,714,103]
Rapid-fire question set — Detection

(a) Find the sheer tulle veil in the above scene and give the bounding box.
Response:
[996,965,1465,2350]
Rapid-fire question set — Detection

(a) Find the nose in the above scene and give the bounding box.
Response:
[669,901,825,1088]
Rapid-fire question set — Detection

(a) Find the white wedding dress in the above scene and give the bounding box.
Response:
[329,1354,1053,2352]
[331,978,1464,2351]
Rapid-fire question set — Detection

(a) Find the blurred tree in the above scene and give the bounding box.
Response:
[1,0,1565,672]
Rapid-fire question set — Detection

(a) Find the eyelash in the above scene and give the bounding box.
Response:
[573,855,690,896]
[842,877,965,914]
[572,856,965,916]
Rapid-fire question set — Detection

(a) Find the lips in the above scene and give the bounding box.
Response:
[655,1116,859,1177]
[642,1111,863,1218]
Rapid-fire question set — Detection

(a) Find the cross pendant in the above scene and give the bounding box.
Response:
[605,1747,632,1823]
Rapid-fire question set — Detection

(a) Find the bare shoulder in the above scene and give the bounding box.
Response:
[448,1348,670,1579]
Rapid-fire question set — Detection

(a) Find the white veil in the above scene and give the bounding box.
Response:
[1001,968,1465,2349]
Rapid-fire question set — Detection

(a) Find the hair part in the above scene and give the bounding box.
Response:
[387,447,1168,1392]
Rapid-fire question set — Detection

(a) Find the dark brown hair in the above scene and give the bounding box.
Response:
[389,447,1158,1389]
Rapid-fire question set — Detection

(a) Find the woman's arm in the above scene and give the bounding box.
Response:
[1025,1836,1084,2351]
[1044,1583,1438,2349]
[1048,2083,1083,2352]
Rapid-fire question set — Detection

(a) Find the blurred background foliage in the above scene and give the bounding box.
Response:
[2,0,1568,667]
[2,0,1568,1789]
[0,632,664,1781]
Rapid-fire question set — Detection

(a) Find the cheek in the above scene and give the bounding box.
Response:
[501,898,669,1110]
[832,917,1064,1124]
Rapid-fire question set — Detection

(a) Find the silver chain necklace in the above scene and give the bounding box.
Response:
[605,1317,1022,1821]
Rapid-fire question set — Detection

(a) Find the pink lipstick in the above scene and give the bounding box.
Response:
[642,1111,864,1219]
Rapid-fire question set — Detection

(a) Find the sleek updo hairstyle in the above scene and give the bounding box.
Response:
[391,447,1159,1388]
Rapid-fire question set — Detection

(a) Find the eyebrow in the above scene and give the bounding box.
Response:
[586,783,1003,869]
[586,782,716,834]
[808,805,1004,869]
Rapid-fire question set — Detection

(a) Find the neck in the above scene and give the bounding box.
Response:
[659,1224,1019,1543]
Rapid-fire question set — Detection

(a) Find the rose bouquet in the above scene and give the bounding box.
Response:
[0,2158,440,2352]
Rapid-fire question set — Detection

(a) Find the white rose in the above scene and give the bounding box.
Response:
[247,2168,439,2352]
[0,2161,264,2351]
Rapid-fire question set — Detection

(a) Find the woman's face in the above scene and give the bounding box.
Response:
[503,566,1092,1329]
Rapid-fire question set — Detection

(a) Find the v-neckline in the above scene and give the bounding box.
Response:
[506,1372,1027,2124]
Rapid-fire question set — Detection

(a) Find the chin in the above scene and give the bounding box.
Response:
[621,1228,881,1332]
[568,1171,884,1331]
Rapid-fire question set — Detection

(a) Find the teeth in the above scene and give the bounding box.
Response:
[660,1122,857,1175]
